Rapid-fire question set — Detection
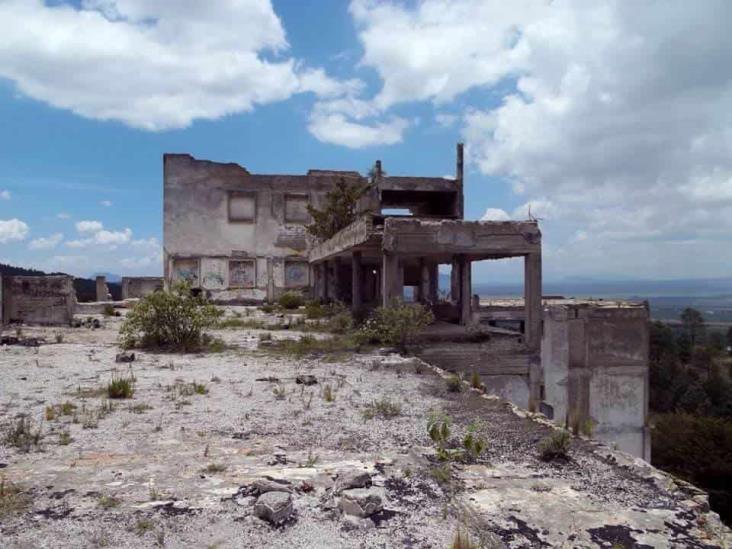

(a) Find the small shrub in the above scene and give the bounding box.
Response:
[462,423,487,462]
[325,309,354,334]
[55,333,64,344]
[470,371,482,390]
[450,527,478,549]
[429,464,452,485]
[260,303,275,313]
[278,291,305,310]
[273,385,287,400]
[3,416,42,452]
[107,376,135,399]
[98,494,121,509]
[193,382,208,395]
[119,282,222,351]
[446,373,463,393]
[134,518,155,535]
[58,430,73,446]
[44,406,55,421]
[538,430,571,462]
[358,300,434,351]
[363,397,401,420]
[304,300,328,319]
[322,384,335,402]
[202,463,227,474]
[0,477,32,519]
[60,401,76,415]
[428,412,452,461]
[103,304,115,317]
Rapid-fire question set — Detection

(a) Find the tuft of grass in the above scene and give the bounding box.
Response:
[272,385,287,400]
[60,401,76,415]
[429,464,452,486]
[98,494,121,509]
[449,527,478,549]
[446,373,463,393]
[0,477,33,519]
[55,333,64,344]
[128,403,153,414]
[193,382,208,395]
[107,375,135,399]
[58,430,73,446]
[202,463,227,474]
[45,406,55,421]
[102,304,115,316]
[363,397,401,420]
[322,384,335,403]
[469,371,482,390]
[538,430,571,462]
[134,518,155,535]
[3,416,42,453]
[266,333,361,358]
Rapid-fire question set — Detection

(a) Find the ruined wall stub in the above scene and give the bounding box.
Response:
[2,275,76,325]
[121,277,164,300]
[541,303,650,460]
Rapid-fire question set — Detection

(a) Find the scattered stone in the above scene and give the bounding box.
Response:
[338,487,384,518]
[253,478,292,495]
[341,515,375,532]
[255,376,280,382]
[115,351,135,363]
[295,374,317,386]
[298,481,314,493]
[254,491,293,525]
[334,470,372,493]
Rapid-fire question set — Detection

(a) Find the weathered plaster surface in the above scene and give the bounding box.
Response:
[1,275,75,325]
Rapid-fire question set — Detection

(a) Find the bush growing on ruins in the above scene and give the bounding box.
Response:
[306,177,371,241]
[107,375,135,399]
[119,282,221,351]
[538,430,571,462]
[278,291,305,310]
[358,300,434,352]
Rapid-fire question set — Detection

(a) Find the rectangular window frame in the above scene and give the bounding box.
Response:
[228,192,257,223]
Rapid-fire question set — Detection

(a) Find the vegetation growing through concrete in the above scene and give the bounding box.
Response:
[358,300,434,352]
[3,416,42,452]
[362,397,402,419]
[538,430,571,462]
[120,282,222,351]
[305,177,370,241]
[107,374,135,399]
[277,291,305,310]
[0,477,32,519]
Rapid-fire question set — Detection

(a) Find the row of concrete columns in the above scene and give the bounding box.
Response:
[313,250,542,350]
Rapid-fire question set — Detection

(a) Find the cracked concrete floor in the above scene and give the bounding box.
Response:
[0,313,730,548]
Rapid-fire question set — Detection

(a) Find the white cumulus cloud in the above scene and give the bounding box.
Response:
[76,220,104,234]
[29,233,64,250]
[0,190,10,200]
[480,208,511,221]
[0,0,357,130]
[0,218,29,243]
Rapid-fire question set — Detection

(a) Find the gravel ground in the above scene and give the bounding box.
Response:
[0,310,730,548]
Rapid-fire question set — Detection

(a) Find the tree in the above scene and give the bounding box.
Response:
[680,307,705,347]
[306,177,371,241]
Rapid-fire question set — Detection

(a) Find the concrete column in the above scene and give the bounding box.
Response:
[524,252,542,350]
[328,258,342,302]
[351,251,362,313]
[459,255,471,325]
[418,258,429,304]
[95,276,108,302]
[381,253,402,307]
[450,256,461,303]
[429,263,439,302]
[266,258,275,302]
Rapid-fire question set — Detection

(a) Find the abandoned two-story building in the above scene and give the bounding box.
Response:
[163,146,650,460]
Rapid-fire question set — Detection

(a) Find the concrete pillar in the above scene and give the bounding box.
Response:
[458,255,471,325]
[419,258,429,304]
[266,258,275,302]
[429,263,439,302]
[382,253,402,307]
[351,251,362,313]
[524,252,542,350]
[450,256,461,303]
[327,258,341,302]
[95,276,108,302]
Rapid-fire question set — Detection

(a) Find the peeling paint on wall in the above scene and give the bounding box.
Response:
[201,258,227,290]
[172,258,199,286]
[285,261,309,288]
[229,260,256,288]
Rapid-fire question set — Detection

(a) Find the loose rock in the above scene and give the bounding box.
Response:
[254,491,293,525]
[338,487,384,518]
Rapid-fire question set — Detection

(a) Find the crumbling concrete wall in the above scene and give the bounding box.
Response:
[121,277,164,299]
[163,154,361,302]
[1,275,76,325]
[541,303,650,460]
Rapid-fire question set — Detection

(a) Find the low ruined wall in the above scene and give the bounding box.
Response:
[541,303,650,460]
[121,277,163,299]
[1,275,76,325]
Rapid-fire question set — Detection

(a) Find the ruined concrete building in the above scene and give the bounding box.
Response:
[163,145,648,459]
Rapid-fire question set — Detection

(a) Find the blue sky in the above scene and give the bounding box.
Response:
[0,0,730,282]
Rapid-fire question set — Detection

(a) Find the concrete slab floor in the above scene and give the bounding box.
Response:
[0,313,729,548]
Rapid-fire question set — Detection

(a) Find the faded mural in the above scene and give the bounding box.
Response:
[172,258,199,286]
[229,260,256,288]
[285,261,309,288]
[201,258,226,290]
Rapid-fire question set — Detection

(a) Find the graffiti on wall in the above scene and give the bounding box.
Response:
[172,258,199,286]
[285,261,309,288]
[229,260,256,288]
[201,258,226,290]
